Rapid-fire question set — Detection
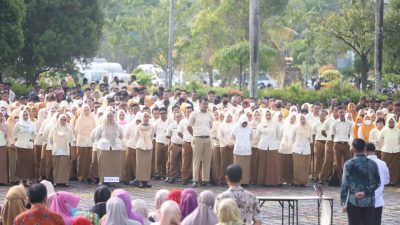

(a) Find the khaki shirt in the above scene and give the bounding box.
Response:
[188,111,213,137]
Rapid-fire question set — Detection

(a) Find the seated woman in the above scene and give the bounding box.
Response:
[216,198,247,225]
[167,189,182,205]
[89,185,111,218]
[102,197,140,225]
[111,189,144,225]
[131,199,151,225]
[151,200,181,225]
[148,189,169,222]
[181,190,217,225]
[179,189,198,220]
[49,191,80,225]
[1,185,27,225]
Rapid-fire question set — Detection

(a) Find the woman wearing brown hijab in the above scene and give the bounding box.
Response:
[13,110,36,185]
[95,109,124,184]
[0,185,27,225]
[75,104,96,182]
[0,112,8,184]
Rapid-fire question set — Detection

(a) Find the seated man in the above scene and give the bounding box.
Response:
[14,183,65,225]
[215,164,262,225]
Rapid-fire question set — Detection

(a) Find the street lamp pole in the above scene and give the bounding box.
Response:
[249,0,260,98]
[374,0,384,93]
[167,0,174,89]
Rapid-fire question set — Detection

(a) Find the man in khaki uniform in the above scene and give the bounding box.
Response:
[188,98,213,187]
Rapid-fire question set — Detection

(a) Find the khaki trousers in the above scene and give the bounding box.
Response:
[320,141,334,181]
[7,146,17,182]
[313,141,325,179]
[122,148,136,181]
[219,145,234,184]
[210,146,220,185]
[192,137,212,182]
[77,147,92,181]
[169,143,182,179]
[33,145,42,179]
[333,142,352,181]
[381,152,400,184]
[251,147,259,184]
[39,145,47,178]
[155,143,168,177]
[151,140,156,176]
[309,142,315,174]
[181,142,193,181]
[293,153,311,185]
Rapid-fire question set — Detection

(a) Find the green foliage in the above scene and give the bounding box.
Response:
[11,81,32,96]
[0,0,25,75]
[132,68,152,86]
[13,0,104,83]
[321,69,341,81]
[383,0,400,74]
[382,73,400,89]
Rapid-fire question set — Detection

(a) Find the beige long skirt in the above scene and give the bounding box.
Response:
[257,150,282,185]
[33,145,42,179]
[98,150,123,183]
[0,146,8,183]
[53,156,70,184]
[7,146,17,182]
[16,148,35,180]
[122,148,136,182]
[280,153,294,184]
[89,150,99,179]
[136,149,152,181]
[234,155,251,184]
[293,153,310,185]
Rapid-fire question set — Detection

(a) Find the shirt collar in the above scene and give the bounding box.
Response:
[367,155,378,159]
[354,153,366,158]
[228,185,244,191]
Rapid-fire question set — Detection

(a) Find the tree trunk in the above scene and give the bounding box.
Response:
[374,0,384,93]
[360,54,368,91]
[249,0,260,98]
[305,39,312,88]
[208,67,213,87]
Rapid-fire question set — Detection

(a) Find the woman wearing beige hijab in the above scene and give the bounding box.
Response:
[95,110,124,184]
[0,185,27,225]
[6,109,20,184]
[13,109,36,185]
[122,112,142,183]
[249,110,261,184]
[278,112,297,185]
[75,104,96,182]
[50,114,73,185]
[135,112,155,188]
[0,112,8,184]
[216,198,246,225]
[33,108,47,179]
[152,200,181,225]
[292,114,312,186]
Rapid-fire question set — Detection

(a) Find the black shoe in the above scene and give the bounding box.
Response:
[69,177,78,181]
[192,181,199,187]
[87,178,92,184]
[129,180,139,187]
[182,179,189,185]
[168,178,176,184]
[201,182,212,187]
[154,175,162,180]
[241,184,250,188]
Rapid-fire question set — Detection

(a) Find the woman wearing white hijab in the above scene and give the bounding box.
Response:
[103,197,141,225]
[49,114,73,185]
[278,112,297,185]
[256,109,282,186]
[250,110,261,184]
[13,109,36,184]
[75,104,96,182]
[218,111,235,185]
[122,112,142,183]
[135,112,155,188]
[89,110,104,183]
[0,112,8,184]
[33,108,47,179]
[232,114,252,185]
[292,114,312,186]
[181,190,217,225]
[95,110,124,184]
[132,199,151,225]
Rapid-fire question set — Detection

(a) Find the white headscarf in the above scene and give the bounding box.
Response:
[16,109,35,133]
[104,197,141,225]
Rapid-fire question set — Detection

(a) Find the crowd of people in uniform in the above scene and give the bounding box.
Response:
[0,78,399,190]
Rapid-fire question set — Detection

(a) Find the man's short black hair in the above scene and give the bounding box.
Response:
[159,107,167,113]
[199,97,208,103]
[27,183,47,204]
[366,142,376,152]
[376,118,385,125]
[225,164,242,183]
[352,138,366,152]
[208,90,216,95]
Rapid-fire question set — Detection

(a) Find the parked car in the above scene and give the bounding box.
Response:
[257,73,276,88]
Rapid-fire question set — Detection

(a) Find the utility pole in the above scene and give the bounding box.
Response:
[374,0,384,93]
[249,0,260,98]
[167,0,174,89]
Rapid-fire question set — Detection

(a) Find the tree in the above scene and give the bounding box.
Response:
[14,0,103,83]
[383,0,400,74]
[319,0,375,90]
[0,0,25,81]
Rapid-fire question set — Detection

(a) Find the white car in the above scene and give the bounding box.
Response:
[257,73,276,88]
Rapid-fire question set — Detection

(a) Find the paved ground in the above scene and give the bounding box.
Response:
[1,181,400,224]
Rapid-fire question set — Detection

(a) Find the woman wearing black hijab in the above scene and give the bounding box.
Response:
[89,185,111,218]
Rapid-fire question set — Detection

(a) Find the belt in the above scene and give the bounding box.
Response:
[335,142,348,145]
[173,143,183,147]
[316,140,326,143]
[184,141,191,144]
[156,142,167,145]
[195,136,210,138]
